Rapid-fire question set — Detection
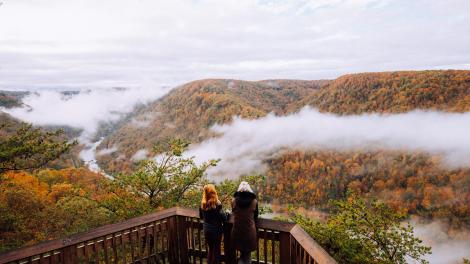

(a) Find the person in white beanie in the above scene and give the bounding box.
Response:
[231,181,259,264]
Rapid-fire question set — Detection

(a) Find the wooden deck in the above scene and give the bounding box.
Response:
[0,207,337,264]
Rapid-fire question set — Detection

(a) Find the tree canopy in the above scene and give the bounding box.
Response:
[0,123,76,176]
[291,195,431,264]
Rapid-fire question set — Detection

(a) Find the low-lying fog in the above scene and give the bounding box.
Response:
[187,107,470,178]
[1,86,171,167]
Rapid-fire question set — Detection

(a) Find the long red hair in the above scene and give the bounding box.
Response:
[201,184,219,210]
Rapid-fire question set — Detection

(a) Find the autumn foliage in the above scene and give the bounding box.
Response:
[264,150,470,225]
[0,168,111,252]
[97,79,325,172]
[296,70,470,114]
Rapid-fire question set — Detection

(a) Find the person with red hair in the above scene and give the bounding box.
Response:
[200,184,227,264]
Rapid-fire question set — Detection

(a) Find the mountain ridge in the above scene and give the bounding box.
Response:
[96,78,327,171]
[96,70,470,173]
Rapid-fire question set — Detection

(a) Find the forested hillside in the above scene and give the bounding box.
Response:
[264,150,470,225]
[97,79,326,172]
[0,113,82,169]
[4,70,470,225]
[95,70,470,226]
[294,70,470,114]
[0,91,28,109]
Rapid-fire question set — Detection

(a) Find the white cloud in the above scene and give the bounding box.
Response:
[131,149,149,162]
[187,108,470,178]
[412,219,470,263]
[96,146,118,156]
[0,0,469,89]
[1,86,169,169]
[2,87,169,133]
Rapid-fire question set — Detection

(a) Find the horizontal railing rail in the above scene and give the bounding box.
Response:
[0,207,337,264]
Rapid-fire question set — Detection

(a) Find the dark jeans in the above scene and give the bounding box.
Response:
[204,224,223,264]
[238,250,252,264]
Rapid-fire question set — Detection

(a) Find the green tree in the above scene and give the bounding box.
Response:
[0,123,76,175]
[112,139,218,209]
[291,195,431,264]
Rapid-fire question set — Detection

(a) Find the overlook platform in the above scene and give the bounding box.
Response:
[0,207,337,264]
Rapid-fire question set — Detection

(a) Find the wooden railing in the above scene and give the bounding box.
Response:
[0,207,337,264]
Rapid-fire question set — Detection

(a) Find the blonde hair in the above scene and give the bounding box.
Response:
[201,184,219,210]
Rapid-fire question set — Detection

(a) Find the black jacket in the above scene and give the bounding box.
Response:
[199,203,227,228]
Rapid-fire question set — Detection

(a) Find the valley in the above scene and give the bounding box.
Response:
[2,70,470,262]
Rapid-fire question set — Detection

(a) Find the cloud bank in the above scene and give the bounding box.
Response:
[412,219,470,263]
[1,86,170,173]
[2,87,170,134]
[187,108,470,178]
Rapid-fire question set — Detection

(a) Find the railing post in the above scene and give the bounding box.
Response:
[223,223,236,264]
[279,232,291,264]
[290,235,296,264]
[60,245,75,263]
[177,216,189,264]
[167,216,180,264]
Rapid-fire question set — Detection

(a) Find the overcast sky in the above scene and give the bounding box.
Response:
[0,0,469,90]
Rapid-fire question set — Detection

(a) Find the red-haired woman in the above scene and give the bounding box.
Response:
[200,184,227,264]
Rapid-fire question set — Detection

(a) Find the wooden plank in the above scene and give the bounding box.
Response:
[151,222,157,262]
[256,229,260,263]
[144,224,151,260]
[0,207,336,264]
[271,231,276,264]
[60,246,73,264]
[83,241,90,262]
[290,225,337,264]
[279,232,290,264]
[120,231,127,264]
[50,251,57,264]
[177,216,189,264]
[168,216,179,263]
[136,225,142,262]
[112,233,118,264]
[263,229,268,263]
[197,219,202,264]
[38,253,45,264]
[161,221,167,264]
[93,239,100,264]
[0,208,178,264]
[130,228,136,263]
[155,221,162,263]
[190,219,196,264]
[103,236,110,264]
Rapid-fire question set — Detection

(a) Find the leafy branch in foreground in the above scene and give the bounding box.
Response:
[291,195,431,264]
[112,139,218,209]
[0,123,77,175]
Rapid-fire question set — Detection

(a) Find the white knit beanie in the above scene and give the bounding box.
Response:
[237,181,254,193]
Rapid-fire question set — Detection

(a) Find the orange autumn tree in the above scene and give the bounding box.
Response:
[0,169,113,252]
